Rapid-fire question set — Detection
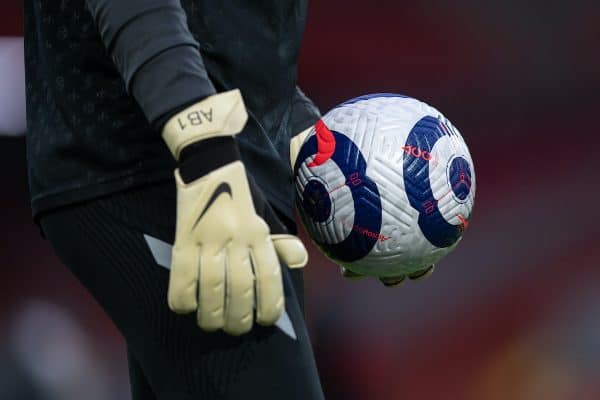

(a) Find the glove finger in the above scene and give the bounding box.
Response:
[408,265,435,281]
[197,245,226,331]
[223,245,254,336]
[340,266,367,280]
[168,244,200,313]
[251,238,284,326]
[271,234,308,269]
[380,275,406,287]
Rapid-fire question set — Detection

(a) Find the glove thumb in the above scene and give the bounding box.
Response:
[271,234,308,269]
[290,127,312,167]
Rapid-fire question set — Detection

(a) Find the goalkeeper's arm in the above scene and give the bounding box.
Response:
[85,0,308,335]
[85,0,215,126]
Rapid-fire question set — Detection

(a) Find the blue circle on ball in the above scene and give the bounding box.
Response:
[448,157,472,200]
[302,179,332,223]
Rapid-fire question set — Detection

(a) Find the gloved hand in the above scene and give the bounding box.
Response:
[163,89,308,335]
[290,126,434,287]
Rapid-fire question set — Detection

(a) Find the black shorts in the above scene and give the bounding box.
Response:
[40,181,324,400]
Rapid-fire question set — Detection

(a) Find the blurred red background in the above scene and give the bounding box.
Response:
[1,1,599,399]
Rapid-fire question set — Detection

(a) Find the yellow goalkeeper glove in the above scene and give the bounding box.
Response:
[163,89,308,335]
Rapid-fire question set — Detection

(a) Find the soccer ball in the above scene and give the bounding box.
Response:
[293,94,475,277]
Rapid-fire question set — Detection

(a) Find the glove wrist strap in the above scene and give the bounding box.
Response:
[179,136,241,183]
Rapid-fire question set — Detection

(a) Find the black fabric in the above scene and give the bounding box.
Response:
[85,0,214,101]
[39,181,323,400]
[86,0,217,123]
[291,86,322,135]
[24,0,320,223]
[127,348,157,400]
[178,136,241,183]
[132,45,216,126]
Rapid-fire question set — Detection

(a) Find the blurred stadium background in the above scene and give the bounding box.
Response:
[1,1,599,399]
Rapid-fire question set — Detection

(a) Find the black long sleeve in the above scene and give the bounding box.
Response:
[85,0,215,127]
[25,0,311,222]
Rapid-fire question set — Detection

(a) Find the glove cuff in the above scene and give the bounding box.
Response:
[162,89,248,159]
[179,136,241,183]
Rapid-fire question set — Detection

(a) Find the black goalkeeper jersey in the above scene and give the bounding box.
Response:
[24,0,319,220]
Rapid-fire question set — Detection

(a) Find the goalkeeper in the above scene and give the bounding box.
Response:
[24,0,324,398]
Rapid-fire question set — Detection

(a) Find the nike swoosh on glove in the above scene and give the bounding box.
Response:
[163,89,308,335]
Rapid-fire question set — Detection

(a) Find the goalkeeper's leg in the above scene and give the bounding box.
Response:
[127,348,156,400]
[40,181,324,400]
